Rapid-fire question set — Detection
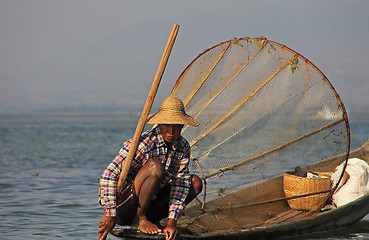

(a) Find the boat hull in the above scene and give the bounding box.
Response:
[182,194,369,240]
[111,139,369,239]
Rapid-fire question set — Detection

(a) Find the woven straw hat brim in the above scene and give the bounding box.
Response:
[147,111,200,127]
[147,96,200,127]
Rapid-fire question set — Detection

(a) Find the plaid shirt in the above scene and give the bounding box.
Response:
[99,126,191,221]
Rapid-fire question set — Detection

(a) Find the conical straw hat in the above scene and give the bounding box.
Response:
[147,96,200,127]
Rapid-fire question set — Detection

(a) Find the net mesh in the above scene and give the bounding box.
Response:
[171,38,349,205]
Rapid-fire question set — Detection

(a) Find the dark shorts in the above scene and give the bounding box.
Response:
[116,183,171,226]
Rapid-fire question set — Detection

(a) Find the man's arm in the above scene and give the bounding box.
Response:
[165,161,190,240]
[168,148,191,220]
[98,155,124,240]
[99,155,124,216]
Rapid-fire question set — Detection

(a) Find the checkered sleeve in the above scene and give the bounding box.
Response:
[98,154,124,217]
[168,145,191,221]
[98,130,153,217]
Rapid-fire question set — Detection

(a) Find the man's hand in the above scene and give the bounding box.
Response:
[98,215,116,240]
[163,219,178,240]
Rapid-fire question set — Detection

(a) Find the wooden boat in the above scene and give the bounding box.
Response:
[111,37,365,239]
[111,138,369,239]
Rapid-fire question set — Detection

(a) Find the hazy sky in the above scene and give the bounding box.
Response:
[1,0,368,114]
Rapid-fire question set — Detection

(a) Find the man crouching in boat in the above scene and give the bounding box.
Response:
[98,96,203,240]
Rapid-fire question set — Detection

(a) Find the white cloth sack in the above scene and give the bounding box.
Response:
[331,158,369,207]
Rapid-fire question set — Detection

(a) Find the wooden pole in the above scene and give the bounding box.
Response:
[116,24,180,194]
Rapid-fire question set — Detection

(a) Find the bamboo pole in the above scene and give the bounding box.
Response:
[116,24,180,194]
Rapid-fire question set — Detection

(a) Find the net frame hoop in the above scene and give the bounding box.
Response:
[171,37,350,207]
[172,38,349,135]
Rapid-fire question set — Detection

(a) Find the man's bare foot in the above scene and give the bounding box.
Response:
[138,217,162,235]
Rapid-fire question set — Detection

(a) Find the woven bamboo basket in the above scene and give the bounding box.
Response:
[283,172,332,210]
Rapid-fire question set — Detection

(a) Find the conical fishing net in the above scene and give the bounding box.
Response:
[171,37,350,206]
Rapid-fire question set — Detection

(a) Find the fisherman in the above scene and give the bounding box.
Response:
[98,96,203,240]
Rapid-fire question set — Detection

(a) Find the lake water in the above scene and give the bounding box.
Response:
[0,112,368,240]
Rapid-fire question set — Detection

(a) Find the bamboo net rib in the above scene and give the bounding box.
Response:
[183,43,231,108]
[192,76,338,164]
[204,119,344,179]
[189,55,299,147]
